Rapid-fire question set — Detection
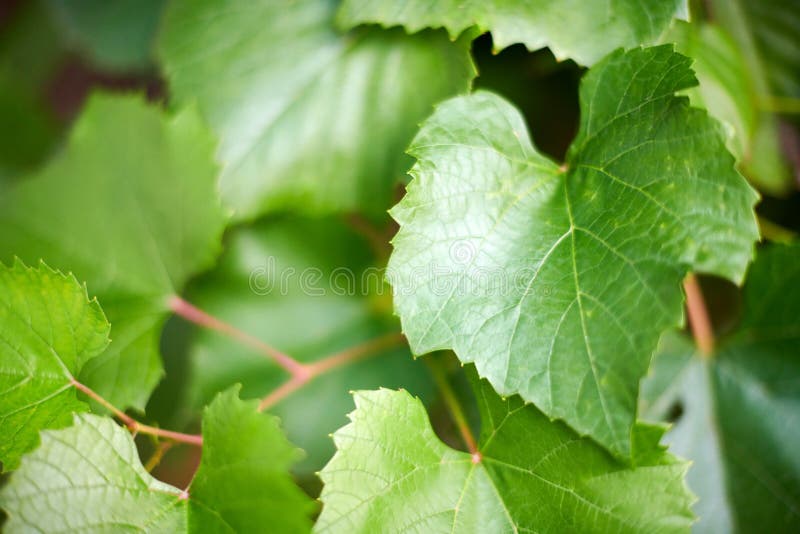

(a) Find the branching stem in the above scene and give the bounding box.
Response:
[169,295,306,376]
[683,274,715,358]
[258,332,405,411]
[71,378,203,446]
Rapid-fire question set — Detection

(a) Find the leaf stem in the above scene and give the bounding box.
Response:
[258,377,308,412]
[144,441,174,472]
[258,332,406,411]
[168,295,306,377]
[306,332,405,375]
[344,214,393,261]
[683,274,715,357]
[427,358,480,458]
[757,95,800,114]
[71,378,203,446]
[758,216,797,243]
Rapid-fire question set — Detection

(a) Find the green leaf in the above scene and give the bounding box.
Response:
[664,21,792,195]
[641,243,800,532]
[185,217,434,474]
[158,0,475,219]
[0,94,226,411]
[46,0,165,72]
[0,388,314,532]
[190,387,316,532]
[0,1,64,181]
[0,260,109,471]
[710,0,800,101]
[336,0,687,65]
[387,45,759,459]
[316,381,694,532]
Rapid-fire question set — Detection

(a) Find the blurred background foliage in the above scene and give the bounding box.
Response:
[0,0,797,496]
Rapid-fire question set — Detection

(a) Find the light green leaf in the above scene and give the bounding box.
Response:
[388,45,759,459]
[186,217,434,474]
[336,0,687,65]
[0,388,314,532]
[46,0,165,72]
[158,0,475,219]
[0,94,226,411]
[190,387,316,532]
[0,260,109,471]
[316,381,694,533]
[664,21,792,195]
[641,243,800,532]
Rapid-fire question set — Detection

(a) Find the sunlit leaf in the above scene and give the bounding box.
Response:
[388,46,758,458]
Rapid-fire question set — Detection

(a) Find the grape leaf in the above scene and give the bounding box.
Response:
[158,0,475,219]
[0,260,109,471]
[0,94,226,411]
[46,0,165,72]
[189,387,316,532]
[664,21,792,195]
[0,388,314,532]
[336,0,687,65]
[316,380,694,532]
[185,217,434,474]
[387,45,759,459]
[641,243,800,532]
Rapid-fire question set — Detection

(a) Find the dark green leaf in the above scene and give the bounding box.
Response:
[46,0,165,72]
[388,46,759,458]
[641,243,800,532]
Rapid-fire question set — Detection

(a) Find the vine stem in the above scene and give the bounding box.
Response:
[683,274,714,357]
[168,296,307,377]
[258,332,406,411]
[758,215,797,243]
[427,359,480,461]
[70,379,203,446]
[345,214,393,261]
[758,95,800,114]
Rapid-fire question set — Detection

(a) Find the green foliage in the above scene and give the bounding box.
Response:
[185,218,434,473]
[0,389,313,532]
[641,243,800,532]
[666,20,792,195]
[388,46,758,459]
[46,0,165,72]
[337,0,687,65]
[710,0,800,100]
[0,94,226,410]
[158,0,475,219]
[0,0,797,531]
[317,381,694,533]
[0,261,109,470]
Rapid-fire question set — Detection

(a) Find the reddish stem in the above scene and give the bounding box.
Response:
[258,332,406,411]
[71,378,203,446]
[683,274,715,357]
[306,332,405,375]
[168,295,307,377]
[258,377,308,412]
